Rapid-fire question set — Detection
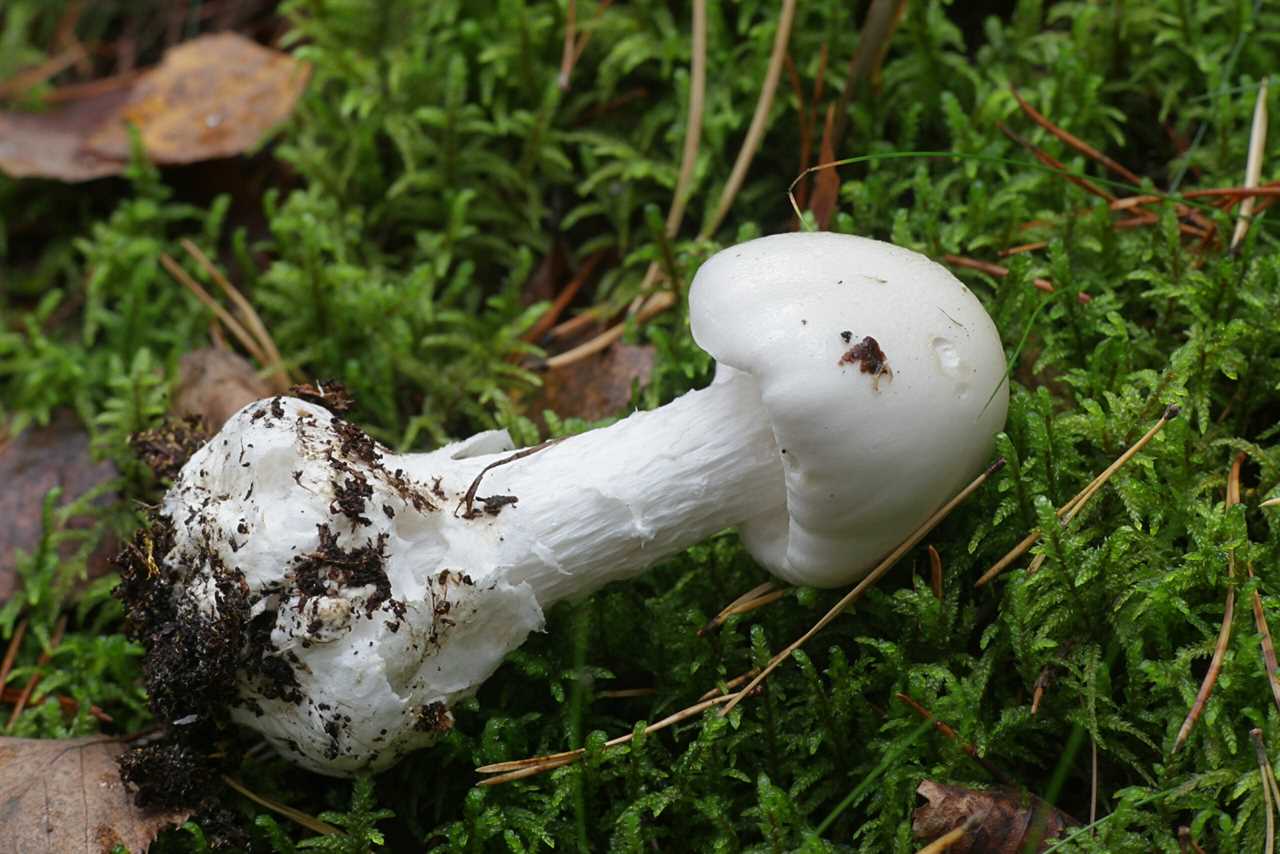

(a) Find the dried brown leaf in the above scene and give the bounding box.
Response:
[0,735,189,852]
[0,412,116,605]
[0,32,309,182]
[173,348,273,429]
[808,103,840,229]
[913,780,1075,854]
[531,342,655,423]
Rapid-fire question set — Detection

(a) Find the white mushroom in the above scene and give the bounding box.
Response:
[146,232,1008,775]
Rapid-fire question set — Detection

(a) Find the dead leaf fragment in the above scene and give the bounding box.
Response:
[0,735,189,853]
[0,32,310,181]
[0,412,116,605]
[173,347,273,428]
[531,342,655,423]
[913,780,1075,853]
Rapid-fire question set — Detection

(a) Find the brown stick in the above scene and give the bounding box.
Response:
[928,545,943,600]
[697,669,761,703]
[1183,185,1280,199]
[523,250,606,344]
[976,405,1180,587]
[476,693,741,784]
[998,241,1048,257]
[179,239,292,391]
[222,775,339,835]
[161,253,271,369]
[455,439,563,519]
[1173,590,1235,752]
[1173,454,1246,752]
[997,122,1115,203]
[1010,87,1143,186]
[698,585,788,635]
[826,0,908,151]
[0,686,112,723]
[542,290,676,369]
[895,692,1014,786]
[942,254,1066,298]
[6,614,68,730]
[1231,78,1269,251]
[0,619,28,696]
[557,0,577,90]
[703,0,797,237]
[1251,728,1278,854]
[0,45,87,100]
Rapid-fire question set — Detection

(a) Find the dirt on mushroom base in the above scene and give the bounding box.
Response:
[111,388,446,805]
[112,514,245,809]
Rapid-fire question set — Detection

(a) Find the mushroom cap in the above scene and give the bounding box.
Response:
[689,232,1008,587]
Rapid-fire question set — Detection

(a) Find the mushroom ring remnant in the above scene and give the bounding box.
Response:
[125,232,1008,775]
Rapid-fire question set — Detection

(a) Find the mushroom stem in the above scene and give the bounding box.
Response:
[422,366,785,605]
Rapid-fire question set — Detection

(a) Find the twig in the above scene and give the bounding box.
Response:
[895,692,1014,786]
[42,68,143,103]
[1031,665,1054,716]
[222,775,338,835]
[596,688,657,699]
[456,439,563,519]
[569,0,612,68]
[1112,215,1210,240]
[542,290,675,369]
[998,241,1048,257]
[827,0,908,152]
[0,686,112,723]
[1248,559,1280,716]
[0,618,28,695]
[666,0,707,239]
[976,405,1180,588]
[1252,729,1278,854]
[476,692,740,785]
[544,308,604,342]
[179,239,292,391]
[557,0,577,90]
[0,44,87,100]
[1173,454,1246,752]
[523,249,606,344]
[1090,737,1099,831]
[942,254,1057,295]
[1184,185,1280,199]
[161,253,271,369]
[1172,588,1235,754]
[1232,458,1280,718]
[719,458,1004,717]
[997,122,1116,203]
[1010,87,1143,186]
[6,614,68,730]
[543,0,708,369]
[703,0,797,237]
[1231,78,1269,251]
[697,669,760,702]
[698,583,787,635]
[928,545,943,600]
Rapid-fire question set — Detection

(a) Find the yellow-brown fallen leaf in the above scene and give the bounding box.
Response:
[530,342,655,424]
[0,735,189,852]
[173,347,274,429]
[912,780,1076,853]
[0,32,310,182]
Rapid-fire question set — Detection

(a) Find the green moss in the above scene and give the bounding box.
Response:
[3,0,1280,850]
